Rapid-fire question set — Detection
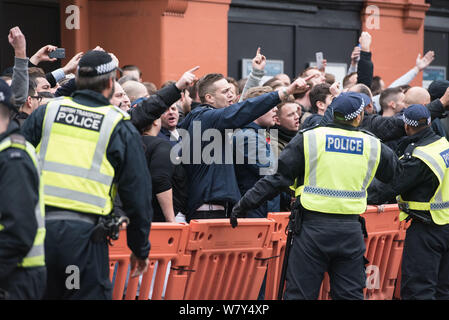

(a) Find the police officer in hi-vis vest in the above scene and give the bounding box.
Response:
[371,104,449,300]
[22,50,153,299]
[231,92,400,299]
[0,79,46,299]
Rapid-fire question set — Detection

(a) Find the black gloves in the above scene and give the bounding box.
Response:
[230,200,246,228]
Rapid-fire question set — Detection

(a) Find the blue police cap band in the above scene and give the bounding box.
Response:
[344,99,365,121]
[402,114,430,127]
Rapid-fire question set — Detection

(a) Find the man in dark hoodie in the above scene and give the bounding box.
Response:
[178,73,311,221]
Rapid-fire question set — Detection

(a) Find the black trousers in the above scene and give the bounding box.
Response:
[401,220,449,300]
[43,220,112,300]
[1,267,46,300]
[284,213,366,300]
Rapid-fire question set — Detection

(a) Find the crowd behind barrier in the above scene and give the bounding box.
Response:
[1,24,448,300]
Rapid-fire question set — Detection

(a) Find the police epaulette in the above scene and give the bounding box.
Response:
[9,134,26,146]
[403,142,419,160]
[298,123,320,134]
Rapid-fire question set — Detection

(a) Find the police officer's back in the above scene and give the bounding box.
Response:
[22,50,152,299]
[0,79,45,299]
[371,104,449,299]
[231,92,399,300]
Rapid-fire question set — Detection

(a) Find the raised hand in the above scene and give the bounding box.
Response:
[62,52,83,75]
[30,44,58,65]
[330,81,342,97]
[350,46,361,65]
[416,51,435,71]
[176,66,200,91]
[252,47,266,71]
[359,31,372,52]
[8,26,26,59]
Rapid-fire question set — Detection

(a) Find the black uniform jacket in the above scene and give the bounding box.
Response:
[238,122,400,212]
[368,127,440,205]
[21,90,152,259]
[0,121,40,283]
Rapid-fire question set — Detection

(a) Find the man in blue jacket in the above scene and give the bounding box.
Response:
[178,72,311,222]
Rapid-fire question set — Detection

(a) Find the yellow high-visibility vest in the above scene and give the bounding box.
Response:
[397,137,449,225]
[0,134,45,267]
[36,97,130,215]
[298,126,381,214]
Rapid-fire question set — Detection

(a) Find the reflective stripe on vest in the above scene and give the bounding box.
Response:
[37,97,128,215]
[300,127,381,214]
[0,135,45,267]
[397,137,449,225]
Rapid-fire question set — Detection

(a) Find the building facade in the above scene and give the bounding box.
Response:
[0,0,447,88]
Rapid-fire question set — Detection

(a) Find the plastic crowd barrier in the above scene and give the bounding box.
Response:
[109,223,190,300]
[182,218,274,300]
[318,204,405,300]
[264,212,290,300]
[109,204,406,300]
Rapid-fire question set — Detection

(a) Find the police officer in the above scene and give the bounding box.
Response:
[22,50,152,299]
[0,79,46,299]
[371,104,449,299]
[231,92,399,299]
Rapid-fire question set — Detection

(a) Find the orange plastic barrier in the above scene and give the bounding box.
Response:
[182,218,275,300]
[109,223,190,300]
[319,204,405,300]
[264,212,290,300]
[393,219,410,299]
[109,205,407,300]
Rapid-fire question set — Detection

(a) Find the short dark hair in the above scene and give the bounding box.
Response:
[371,76,383,96]
[198,73,225,104]
[226,77,239,96]
[28,67,46,82]
[120,65,142,77]
[379,87,402,111]
[309,83,331,113]
[276,100,298,117]
[187,79,199,101]
[28,78,37,98]
[76,68,115,93]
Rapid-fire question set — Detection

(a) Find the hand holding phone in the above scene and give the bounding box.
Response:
[48,48,65,59]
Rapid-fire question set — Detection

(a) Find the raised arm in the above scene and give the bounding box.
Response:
[8,27,28,110]
[239,47,266,102]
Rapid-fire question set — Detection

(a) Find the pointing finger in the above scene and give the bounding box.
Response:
[188,66,200,73]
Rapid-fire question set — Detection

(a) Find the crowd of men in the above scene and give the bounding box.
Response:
[1,25,449,300]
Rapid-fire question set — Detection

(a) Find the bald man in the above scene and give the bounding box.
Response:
[122,80,149,104]
[404,87,431,106]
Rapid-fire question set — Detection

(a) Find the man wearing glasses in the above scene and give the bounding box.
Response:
[13,79,42,126]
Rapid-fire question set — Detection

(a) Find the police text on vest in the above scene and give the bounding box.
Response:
[55,106,104,132]
[325,134,364,155]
